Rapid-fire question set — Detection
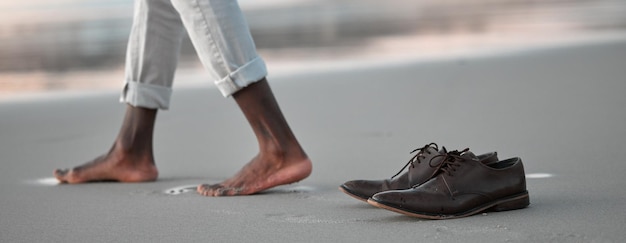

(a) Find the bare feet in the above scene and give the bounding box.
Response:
[54,144,158,183]
[54,105,159,184]
[197,153,312,196]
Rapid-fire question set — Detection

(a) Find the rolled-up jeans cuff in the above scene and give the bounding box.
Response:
[214,56,267,97]
[119,80,173,110]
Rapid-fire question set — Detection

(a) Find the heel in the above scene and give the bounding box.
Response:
[491,193,530,212]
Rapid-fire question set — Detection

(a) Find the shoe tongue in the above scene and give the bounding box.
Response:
[438,147,447,154]
[425,146,441,155]
[406,145,444,186]
[460,151,479,161]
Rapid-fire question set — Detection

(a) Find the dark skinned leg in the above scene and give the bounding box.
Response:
[54,105,158,183]
[197,78,312,196]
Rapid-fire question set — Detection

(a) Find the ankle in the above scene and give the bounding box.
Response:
[260,141,308,164]
[116,130,154,149]
[111,140,154,162]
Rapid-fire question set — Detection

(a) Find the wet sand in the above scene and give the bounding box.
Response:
[1,38,626,242]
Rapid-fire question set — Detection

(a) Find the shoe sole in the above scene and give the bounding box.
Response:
[338,185,370,202]
[367,191,530,220]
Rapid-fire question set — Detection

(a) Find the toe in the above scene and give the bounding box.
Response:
[215,187,228,196]
[197,184,225,197]
[54,169,69,183]
[197,184,210,196]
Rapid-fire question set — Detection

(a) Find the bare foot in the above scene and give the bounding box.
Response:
[197,154,312,196]
[55,105,159,184]
[54,149,158,184]
[199,78,312,196]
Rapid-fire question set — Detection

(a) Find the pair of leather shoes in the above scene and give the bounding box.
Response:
[340,143,529,219]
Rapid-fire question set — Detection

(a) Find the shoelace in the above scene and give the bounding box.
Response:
[436,148,470,177]
[407,148,469,188]
[390,143,439,179]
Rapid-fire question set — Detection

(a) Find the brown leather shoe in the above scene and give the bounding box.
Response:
[367,149,529,219]
[339,143,499,202]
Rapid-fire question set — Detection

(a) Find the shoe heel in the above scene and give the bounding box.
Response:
[491,193,530,212]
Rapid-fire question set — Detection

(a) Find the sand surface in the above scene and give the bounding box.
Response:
[1,39,626,242]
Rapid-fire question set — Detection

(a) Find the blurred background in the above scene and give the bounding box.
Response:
[1,0,625,96]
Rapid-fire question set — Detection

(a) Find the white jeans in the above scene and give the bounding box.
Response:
[120,0,267,109]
